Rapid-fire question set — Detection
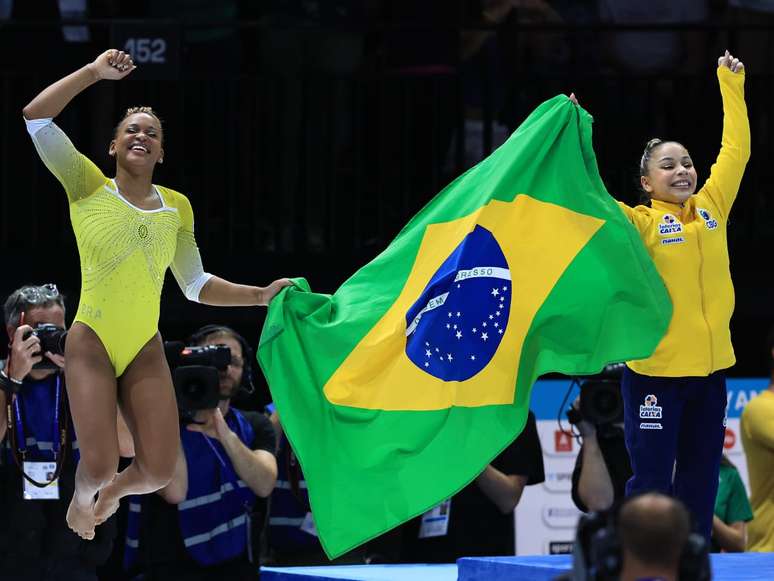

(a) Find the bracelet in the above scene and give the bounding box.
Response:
[0,370,22,385]
[0,370,22,394]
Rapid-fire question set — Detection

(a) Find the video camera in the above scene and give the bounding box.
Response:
[566,363,625,431]
[570,502,710,581]
[22,323,68,370]
[164,341,232,412]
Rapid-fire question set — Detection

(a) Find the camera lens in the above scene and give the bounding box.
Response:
[580,380,624,425]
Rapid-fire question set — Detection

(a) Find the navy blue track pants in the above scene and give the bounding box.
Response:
[621,367,727,541]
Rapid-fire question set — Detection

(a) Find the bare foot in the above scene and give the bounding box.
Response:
[94,483,121,525]
[66,494,97,540]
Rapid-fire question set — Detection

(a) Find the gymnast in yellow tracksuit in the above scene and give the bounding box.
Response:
[22,49,291,540]
[614,52,750,543]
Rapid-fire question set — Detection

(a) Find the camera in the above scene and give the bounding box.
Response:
[567,363,624,429]
[22,323,68,370]
[164,341,232,412]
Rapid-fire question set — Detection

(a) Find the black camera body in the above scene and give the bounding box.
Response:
[567,363,624,431]
[164,342,232,412]
[22,323,68,370]
[571,504,710,581]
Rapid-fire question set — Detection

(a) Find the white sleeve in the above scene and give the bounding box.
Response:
[170,229,214,303]
[25,117,54,136]
[24,116,107,202]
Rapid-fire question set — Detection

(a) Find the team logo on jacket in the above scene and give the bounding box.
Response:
[658,213,683,235]
[698,208,718,230]
[639,394,662,419]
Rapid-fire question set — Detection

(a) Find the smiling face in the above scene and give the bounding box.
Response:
[640,142,698,205]
[109,111,164,172]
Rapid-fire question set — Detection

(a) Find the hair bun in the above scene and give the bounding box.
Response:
[645,138,663,150]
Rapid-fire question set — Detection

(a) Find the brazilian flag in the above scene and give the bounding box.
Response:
[258,95,671,558]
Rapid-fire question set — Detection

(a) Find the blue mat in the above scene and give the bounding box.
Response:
[456,553,774,581]
[457,555,571,581]
[262,553,774,581]
[261,564,456,581]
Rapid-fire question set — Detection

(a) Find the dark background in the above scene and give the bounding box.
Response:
[2,1,774,403]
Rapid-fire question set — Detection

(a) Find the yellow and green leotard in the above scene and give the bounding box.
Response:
[26,118,212,377]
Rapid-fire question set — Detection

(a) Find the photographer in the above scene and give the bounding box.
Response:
[125,325,277,581]
[0,284,116,580]
[570,492,706,581]
[569,372,632,513]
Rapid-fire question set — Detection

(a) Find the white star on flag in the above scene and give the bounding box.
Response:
[491,288,499,297]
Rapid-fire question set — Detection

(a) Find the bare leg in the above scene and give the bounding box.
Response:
[64,323,120,540]
[94,333,180,523]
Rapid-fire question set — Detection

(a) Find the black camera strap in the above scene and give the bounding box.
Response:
[6,374,69,488]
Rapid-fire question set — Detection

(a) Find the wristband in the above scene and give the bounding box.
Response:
[0,370,22,394]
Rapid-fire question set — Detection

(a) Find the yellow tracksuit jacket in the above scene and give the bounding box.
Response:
[618,67,750,377]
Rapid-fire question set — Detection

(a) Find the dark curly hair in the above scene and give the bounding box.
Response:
[113,106,163,141]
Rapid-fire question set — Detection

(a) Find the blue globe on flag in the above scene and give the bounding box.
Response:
[405,225,512,381]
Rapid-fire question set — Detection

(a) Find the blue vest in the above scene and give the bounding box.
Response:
[2,373,78,463]
[268,433,320,552]
[124,408,257,568]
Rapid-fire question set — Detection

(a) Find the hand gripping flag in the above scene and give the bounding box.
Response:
[258,95,672,558]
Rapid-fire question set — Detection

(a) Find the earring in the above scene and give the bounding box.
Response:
[159,158,164,164]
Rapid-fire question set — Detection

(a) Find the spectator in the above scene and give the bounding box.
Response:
[124,325,277,580]
[597,0,710,75]
[0,284,117,580]
[728,0,774,75]
[266,409,367,565]
[618,493,692,581]
[596,0,713,139]
[257,0,370,252]
[740,326,774,552]
[711,454,753,553]
[399,410,544,561]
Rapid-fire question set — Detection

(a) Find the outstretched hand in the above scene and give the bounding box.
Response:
[718,50,744,73]
[89,49,136,81]
[262,278,295,305]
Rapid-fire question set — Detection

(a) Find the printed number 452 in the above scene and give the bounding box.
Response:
[124,38,167,64]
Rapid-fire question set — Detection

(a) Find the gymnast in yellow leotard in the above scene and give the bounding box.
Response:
[23,49,292,540]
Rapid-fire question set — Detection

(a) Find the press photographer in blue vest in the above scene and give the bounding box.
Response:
[124,325,277,581]
[0,284,117,580]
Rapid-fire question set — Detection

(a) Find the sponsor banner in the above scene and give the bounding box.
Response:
[543,471,574,493]
[547,541,574,555]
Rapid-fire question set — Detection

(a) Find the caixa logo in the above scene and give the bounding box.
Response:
[541,505,582,529]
